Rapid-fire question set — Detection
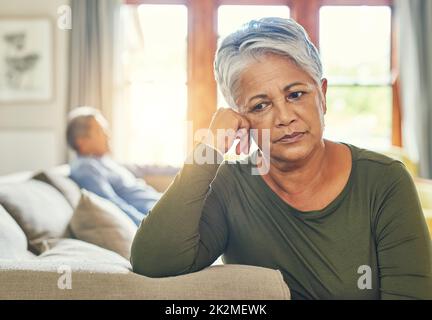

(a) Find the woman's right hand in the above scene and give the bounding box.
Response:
[201,108,251,155]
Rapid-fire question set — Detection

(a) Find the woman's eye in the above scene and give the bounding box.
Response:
[252,103,268,112]
[288,91,304,100]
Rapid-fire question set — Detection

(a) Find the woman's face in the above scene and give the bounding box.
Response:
[236,53,327,165]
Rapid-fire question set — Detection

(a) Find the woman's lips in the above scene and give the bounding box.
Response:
[275,132,305,144]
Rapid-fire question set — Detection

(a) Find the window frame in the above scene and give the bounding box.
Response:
[124,0,401,147]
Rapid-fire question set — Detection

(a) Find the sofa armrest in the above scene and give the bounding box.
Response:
[0,262,290,300]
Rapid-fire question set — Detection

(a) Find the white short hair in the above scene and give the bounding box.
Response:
[214,17,323,109]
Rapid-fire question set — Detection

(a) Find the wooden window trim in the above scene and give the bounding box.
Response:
[126,0,187,4]
[125,0,402,147]
[320,0,392,5]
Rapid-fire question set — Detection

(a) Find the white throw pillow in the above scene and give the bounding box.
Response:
[69,190,137,259]
[0,205,35,260]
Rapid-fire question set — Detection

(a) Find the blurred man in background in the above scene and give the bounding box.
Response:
[66,106,161,226]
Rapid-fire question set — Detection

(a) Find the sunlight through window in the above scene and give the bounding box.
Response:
[119,4,188,166]
[320,6,392,150]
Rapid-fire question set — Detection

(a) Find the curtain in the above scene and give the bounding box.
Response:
[68,0,121,126]
[396,0,432,179]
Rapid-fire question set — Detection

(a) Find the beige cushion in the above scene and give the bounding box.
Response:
[33,171,81,209]
[69,190,137,259]
[0,181,73,253]
[0,205,35,260]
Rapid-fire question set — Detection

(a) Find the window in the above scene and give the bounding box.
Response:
[218,5,291,42]
[121,0,399,165]
[320,6,392,150]
[118,4,188,166]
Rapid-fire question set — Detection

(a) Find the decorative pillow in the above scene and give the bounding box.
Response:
[0,205,35,260]
[32,171,81,209]
[69,190,137,259]
[0,181,73,253]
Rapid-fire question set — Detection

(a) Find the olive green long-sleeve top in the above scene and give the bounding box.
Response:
[131,142,432,300]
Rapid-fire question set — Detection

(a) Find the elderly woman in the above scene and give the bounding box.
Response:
[131,18,431,299]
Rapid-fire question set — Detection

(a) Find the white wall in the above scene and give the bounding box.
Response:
[0,0,70,175]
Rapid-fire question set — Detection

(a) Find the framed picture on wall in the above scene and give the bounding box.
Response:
[0,17,53,103]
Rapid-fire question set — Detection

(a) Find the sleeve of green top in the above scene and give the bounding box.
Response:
[130,143,229,278]
[374,161,432,299]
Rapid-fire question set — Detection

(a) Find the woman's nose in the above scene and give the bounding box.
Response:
[274,100,297,127]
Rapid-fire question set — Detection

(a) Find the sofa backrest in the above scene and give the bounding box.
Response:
[0,171,34,185]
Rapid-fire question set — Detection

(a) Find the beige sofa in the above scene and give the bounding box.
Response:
[0,166,290,300]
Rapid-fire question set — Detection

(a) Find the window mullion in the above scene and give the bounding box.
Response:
[390,4,402,147]
[290,0,321,48]
[187,0,218,145]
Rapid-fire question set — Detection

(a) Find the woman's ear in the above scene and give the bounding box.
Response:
[320,78,328,115]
